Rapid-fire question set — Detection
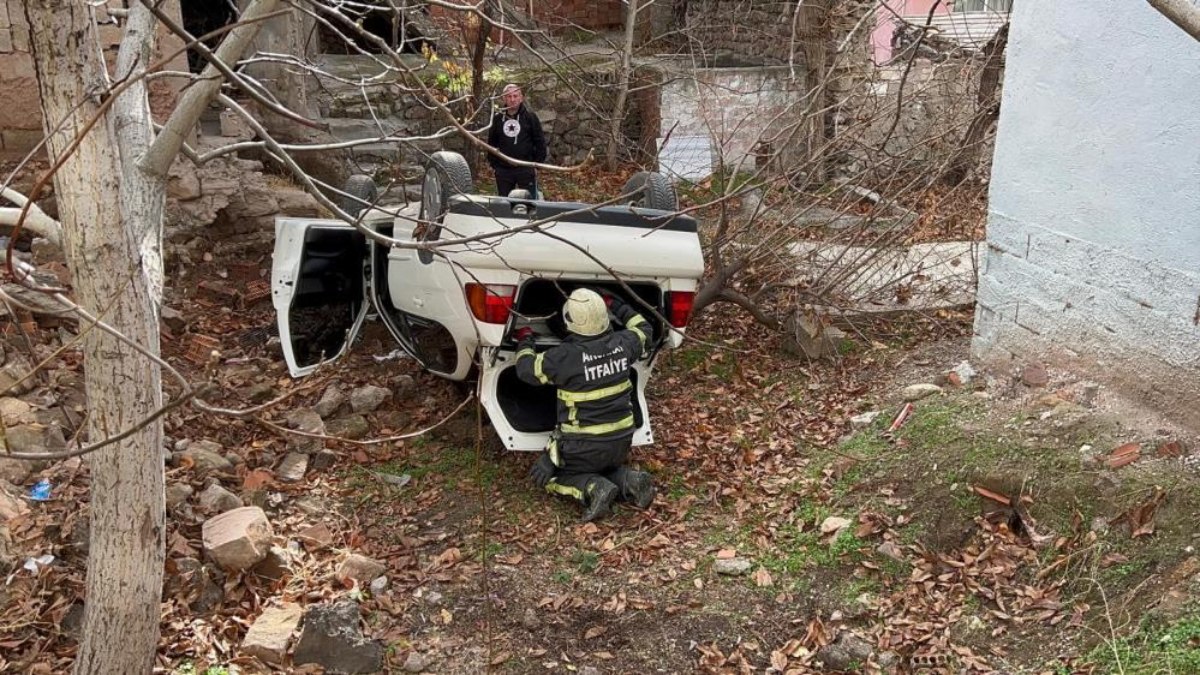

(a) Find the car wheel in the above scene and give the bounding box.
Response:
[620,171,677,211]
[418,151,474,264]
[340,174,378,218]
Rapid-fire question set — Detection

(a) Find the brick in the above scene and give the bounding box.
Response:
[0,28,10,52]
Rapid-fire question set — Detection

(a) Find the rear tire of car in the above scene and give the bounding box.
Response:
[418,151,474,264]
[340,174,378,218]
[620,171,677,211]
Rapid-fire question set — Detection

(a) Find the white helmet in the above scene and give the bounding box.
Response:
[563,288,609,337]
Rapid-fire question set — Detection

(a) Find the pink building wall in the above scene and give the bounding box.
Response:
[871,0,952,64]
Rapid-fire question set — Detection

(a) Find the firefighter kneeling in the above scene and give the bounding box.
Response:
[514,288,657,522]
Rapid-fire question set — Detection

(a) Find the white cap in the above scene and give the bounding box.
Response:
[563,288,609,337]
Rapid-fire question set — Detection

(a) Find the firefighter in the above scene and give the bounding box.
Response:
[514,288,656,522]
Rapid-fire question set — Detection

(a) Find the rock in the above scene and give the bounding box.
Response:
[253,546,295,581]
[310,449,340,472]
[392,375,416,400]
[876,541,905,563]
[1021,363,1049,387]
[0,479,30,521]
[820,516,853,535]
[0,398,35,426]
[424,590,444,606]
[816,632,875,671]
[292,601,385,674]
[950,360,976,386]
[337,553,387,585]
[369,576,389,594]
[781,312,846,360]
[901,383,943,402]
[713,558,752,576]
[201,506,274,571]
[297,522,335,550]
[275,187,324,218]
[294,497,325,517]
[0,357,35,395]
[375,410,411,430]
[277,453,309,483]
[520,607,539,630]
[1078,381,1101,408]
[849,411,881,429]
[175,440,234,473]
[198,483,243,513]
[285,409,325,454]
[350,385,391,414]
[242,603,303,665]
[165,483,195,510]
[315,385,347,418]
[403,651,431,673]
[160,305,188,335]
[326,415,370,440]
[174,557,226,612]
[0,424,66,483]
[247,382,277,404]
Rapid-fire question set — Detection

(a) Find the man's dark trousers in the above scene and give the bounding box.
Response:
[495,166,537,198]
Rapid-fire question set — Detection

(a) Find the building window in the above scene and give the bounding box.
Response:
[953,0,1013,12]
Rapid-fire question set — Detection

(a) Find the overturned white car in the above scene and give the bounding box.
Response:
[272,151,704,450]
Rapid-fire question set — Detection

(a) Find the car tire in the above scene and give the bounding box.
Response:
[418,151,474,264]
[620,171,677,211]
[340,174,378,218]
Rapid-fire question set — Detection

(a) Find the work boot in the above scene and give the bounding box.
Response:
[622,470,656,509]
[581,477,619,523]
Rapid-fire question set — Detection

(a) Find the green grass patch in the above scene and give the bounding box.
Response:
[1086,610,1200,674]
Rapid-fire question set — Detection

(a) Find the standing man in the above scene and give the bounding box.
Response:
[487,83,547,198]
[513,289,657,522]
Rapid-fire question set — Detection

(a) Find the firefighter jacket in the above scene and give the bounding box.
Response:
[487,103,547,170]
[515,302,652,441]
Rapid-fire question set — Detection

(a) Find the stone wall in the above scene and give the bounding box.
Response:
[533,1,624,32]
[0,0,188,157]
[974,0,1200,432]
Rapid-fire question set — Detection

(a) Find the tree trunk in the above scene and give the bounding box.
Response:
[23,1,165,672]
[939,23,1009,187]
[468,1,496,177]
[606,0,639,171]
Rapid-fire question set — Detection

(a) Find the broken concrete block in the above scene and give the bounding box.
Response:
[350,385,391,414]
[202,506,274,571]
[336,553,386,585]
[198,483,243,513]
[292,601,384,674]
[241,603,302,665]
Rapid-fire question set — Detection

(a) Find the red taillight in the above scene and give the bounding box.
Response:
[465,283,516,324]
[667,290,695,328]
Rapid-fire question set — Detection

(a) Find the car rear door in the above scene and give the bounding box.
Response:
[272,218,371,377]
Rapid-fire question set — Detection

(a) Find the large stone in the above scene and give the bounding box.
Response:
[241,603,303,665]
[336,553,387,585]
[165,483,195,511]
[713,558,752,576]
[901,383,943,402]
[277,453,309,483]
[202,506,274,571]
[275,187,324,217]
[350,385,391,414]
[0,423,66,484]
[285,409,325,454]
[815,632,875,671]
[175,440,234,473]
[252,546,295,581]
[293,601,385,674]
[0,397,35,426]
[325,415,370,440]
[0,479,29,521]
[0,357,35,395]
[198,483,243,513]
[315,385,347,418]
[173,557,226,612]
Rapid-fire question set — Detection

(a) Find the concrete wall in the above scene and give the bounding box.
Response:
[973,0,1200,429]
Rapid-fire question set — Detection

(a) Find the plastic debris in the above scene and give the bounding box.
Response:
[28,479,51,502]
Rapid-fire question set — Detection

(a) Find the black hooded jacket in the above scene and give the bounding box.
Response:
[487,103,547,170]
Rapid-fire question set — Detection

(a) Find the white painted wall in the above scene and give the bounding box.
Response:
[974,0,1200,428]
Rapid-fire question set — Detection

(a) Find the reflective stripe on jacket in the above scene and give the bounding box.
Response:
[515,303,652,440]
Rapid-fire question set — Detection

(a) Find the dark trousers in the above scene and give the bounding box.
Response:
[545,435,633,503]
[494,166,537,198]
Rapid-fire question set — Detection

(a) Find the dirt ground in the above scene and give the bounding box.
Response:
[2,243,1199,674]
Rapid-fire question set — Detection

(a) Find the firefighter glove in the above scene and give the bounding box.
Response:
[514,326,535,343]
[529,452,556,489]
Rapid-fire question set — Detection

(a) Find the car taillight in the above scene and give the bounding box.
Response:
[465,283,516,324]
[666,290,695,328]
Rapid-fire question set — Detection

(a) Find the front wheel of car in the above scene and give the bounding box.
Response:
[620,171,677,211]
